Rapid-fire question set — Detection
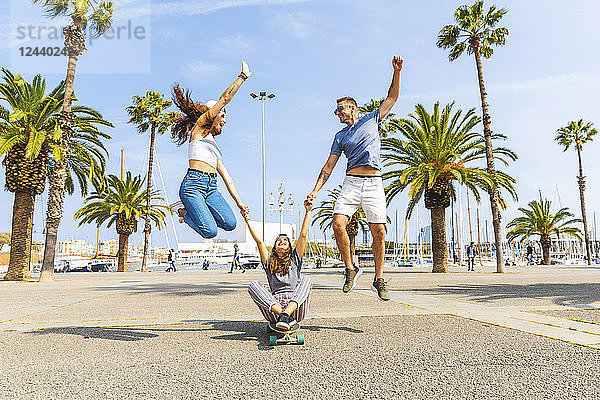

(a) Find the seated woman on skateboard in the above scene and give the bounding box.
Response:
[245,200,313,331]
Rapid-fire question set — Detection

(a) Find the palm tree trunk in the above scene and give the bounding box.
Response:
[39,36,79,282]
[4,192,35,281]
[40,161,68,282]
[62,54,77,112]
[141,125,156,272]
[540,235,551,265]
[576,147,593,265]
[473,46,505,273]
[118,233,129,272]
[431,207,448,273]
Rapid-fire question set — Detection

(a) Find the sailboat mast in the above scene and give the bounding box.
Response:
[476,208,482,266]
[451,200,456,263]
[467,190,473,243]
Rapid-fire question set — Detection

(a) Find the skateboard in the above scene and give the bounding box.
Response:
[267,321,304,345]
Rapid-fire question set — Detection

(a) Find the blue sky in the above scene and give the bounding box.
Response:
[1,0,599,248]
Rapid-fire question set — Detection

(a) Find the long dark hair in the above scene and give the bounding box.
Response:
[269,234,293,275]
[171,84,213,145]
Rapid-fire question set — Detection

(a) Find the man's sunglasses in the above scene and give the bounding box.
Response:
[333,104,353,115]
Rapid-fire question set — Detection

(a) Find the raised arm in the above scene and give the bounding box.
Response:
[242,213,269,264]
[192,60,252,134]
[216,160,248,218]
[379,56,403,119]
[295,200,313,258]
[306,154,339,202]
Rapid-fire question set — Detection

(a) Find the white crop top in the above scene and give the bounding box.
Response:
[188,134,222,168]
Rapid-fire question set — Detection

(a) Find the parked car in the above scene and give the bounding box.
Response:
[88,261,112,272]
[238,254,261,270]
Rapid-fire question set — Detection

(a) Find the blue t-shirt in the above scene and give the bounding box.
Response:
[330,109,382,172]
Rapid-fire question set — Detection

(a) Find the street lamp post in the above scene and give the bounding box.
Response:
[269,182,294,234]
[250,91,275,242]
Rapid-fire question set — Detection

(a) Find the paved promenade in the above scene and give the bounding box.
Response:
[2,264,600,399]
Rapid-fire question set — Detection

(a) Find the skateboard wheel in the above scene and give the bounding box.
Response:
[296,334,304,345]
[269,335,277,346]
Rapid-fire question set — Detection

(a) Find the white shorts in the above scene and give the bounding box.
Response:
[333,175,387,224]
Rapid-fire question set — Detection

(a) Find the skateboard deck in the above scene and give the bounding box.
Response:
[268,322,304,345]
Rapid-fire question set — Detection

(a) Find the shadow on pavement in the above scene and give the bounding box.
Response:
[27,326,160,341]
[92,282,247,297]
[25,320,364,349]
[206,320,364,351]
[412,283,600,306]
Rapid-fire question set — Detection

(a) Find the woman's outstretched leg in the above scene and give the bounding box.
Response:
[179,173,218,238]
[248,280,281,323]
[205,187,237,232]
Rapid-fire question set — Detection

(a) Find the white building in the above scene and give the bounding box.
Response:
[58,240,95,256]
[99,239,118,255]
[176,221,296,255]
[236,220,296,254]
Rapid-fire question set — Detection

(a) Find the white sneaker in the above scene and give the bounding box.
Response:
[168,201,185,223]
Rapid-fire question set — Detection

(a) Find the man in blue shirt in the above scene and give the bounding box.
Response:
[307,56,404,301]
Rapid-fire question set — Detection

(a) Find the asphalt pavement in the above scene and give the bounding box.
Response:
[1,264,600,399]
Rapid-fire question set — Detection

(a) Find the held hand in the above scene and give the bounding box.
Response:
[304,199,313,211]
[306,191,317,202]
[238,202,249,219]
[241,60,252,78]
[392,55,404,72]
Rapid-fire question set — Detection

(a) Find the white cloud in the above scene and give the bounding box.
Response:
[121,0,315,18]
[212,33,251,55]
[269,11,315,39]
[181,60,225,81]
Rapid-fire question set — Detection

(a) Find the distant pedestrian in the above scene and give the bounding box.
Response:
[526,243,534,265]
[166,249,176,272]
[452,248,459,263]
[203,259,209,270]
[229,244,244,273]
[467,242,477,271]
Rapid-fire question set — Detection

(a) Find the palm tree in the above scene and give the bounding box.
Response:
[507,198,582,265]
[126,91,176,272]
[33,0,114,280]
[437,1,510,273]
[382,102,517,272]
[359,99,399,137]
[0,70,65,281]
[74,172,167,272]
[312,185,369,260]
[555,120,597,265]
[32,0,113,111]
[39,105,112,281]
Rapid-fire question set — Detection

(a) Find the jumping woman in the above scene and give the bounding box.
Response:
[169,61,251,238]
[246,200,313,330]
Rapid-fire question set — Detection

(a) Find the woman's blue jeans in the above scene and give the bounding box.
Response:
[179,169,236,238]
